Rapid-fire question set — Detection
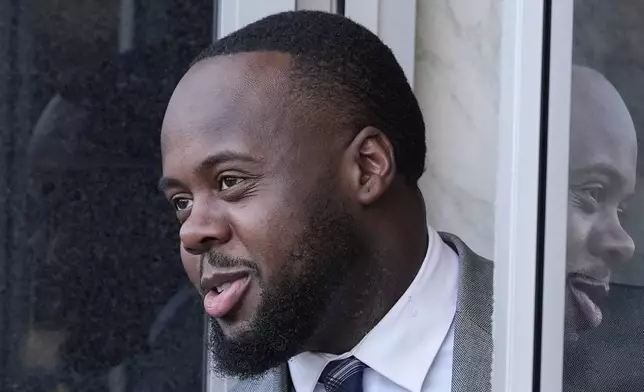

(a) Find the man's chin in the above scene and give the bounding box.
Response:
[207,319,293,379]
[211,316,254,340]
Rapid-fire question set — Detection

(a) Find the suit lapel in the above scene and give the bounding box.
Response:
[440,232,493,392]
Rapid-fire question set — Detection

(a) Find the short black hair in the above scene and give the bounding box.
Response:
[192,10,426,184]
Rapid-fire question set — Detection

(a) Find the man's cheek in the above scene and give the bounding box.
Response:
[180,247,201,287]
[565,211,593,273]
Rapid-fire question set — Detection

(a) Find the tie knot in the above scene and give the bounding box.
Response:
[319,357,367,392]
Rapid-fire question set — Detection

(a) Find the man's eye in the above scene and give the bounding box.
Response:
[583,186,606,203]
[583,188,600,202]
[571,184,607,214]
[220,176,243,191]
[172,197,193,211]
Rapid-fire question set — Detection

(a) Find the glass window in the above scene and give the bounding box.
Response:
[546,1,644,391]
[1,1,212,390]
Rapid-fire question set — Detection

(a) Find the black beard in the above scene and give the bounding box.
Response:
[207,197,369,379]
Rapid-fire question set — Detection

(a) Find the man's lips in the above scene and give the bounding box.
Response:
[201,270,251,318]
[568,273,609,329]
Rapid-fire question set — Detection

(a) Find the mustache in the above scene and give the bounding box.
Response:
[567,267,611,283]
[199,251,260,273]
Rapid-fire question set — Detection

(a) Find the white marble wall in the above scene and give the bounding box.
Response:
[415,0,501,259]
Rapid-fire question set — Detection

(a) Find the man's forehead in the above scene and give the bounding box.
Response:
[178,51,292,96]
[570,67,637,172]
[569,118,636,177]
[161,52,294,152]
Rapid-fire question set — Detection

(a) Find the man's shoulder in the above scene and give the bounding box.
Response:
[439,232,493,291]
[439,232,493,267]
[440,232,493,392]
[439,231,493,322]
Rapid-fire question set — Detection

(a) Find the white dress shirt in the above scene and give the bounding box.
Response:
[288,227,460,392]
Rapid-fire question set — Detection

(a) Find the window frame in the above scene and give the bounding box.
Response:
[492,0,548,389]
[217,0,297,39]
[535,1,573,391]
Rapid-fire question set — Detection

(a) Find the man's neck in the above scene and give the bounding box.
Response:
[307,193,429,354]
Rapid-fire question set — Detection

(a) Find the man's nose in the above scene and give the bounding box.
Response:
[179,200,232,255]
[589,211,635,265]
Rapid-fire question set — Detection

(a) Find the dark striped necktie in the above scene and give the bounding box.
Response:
[318,356,367,392]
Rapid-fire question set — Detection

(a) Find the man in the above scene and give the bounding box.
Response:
[564,65,637,341]
[563,66,637,391]
[160,11,493,392]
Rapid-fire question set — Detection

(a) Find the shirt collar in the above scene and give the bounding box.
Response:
[288,226,459,392]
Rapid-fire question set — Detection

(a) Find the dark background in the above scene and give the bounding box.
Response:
[0,1,212,390]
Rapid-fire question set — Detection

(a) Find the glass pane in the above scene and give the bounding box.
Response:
[1,1,212,390]
[563,1,644,390]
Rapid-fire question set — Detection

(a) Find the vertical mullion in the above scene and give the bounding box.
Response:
[532,0,554,387]
[212,0,219,42]
[337,0,345,15]
[119,0,136,52]
[493,0,546,390]
[538,0,574,390]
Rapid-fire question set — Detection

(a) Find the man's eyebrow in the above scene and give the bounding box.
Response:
[571,162,630,188]
[572,163,620,179]
[194,150,260,175]
[158,151,261,193]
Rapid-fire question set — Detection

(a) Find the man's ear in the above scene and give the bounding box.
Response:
[343,126,396,205]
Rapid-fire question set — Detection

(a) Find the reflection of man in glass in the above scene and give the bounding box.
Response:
[565,65,637,340]
[21,46,203,391]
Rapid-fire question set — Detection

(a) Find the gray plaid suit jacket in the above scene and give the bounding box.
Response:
[219,233,493,392]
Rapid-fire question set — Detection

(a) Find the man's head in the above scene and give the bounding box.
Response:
[160,11,426,378]
[565,65,637,339]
